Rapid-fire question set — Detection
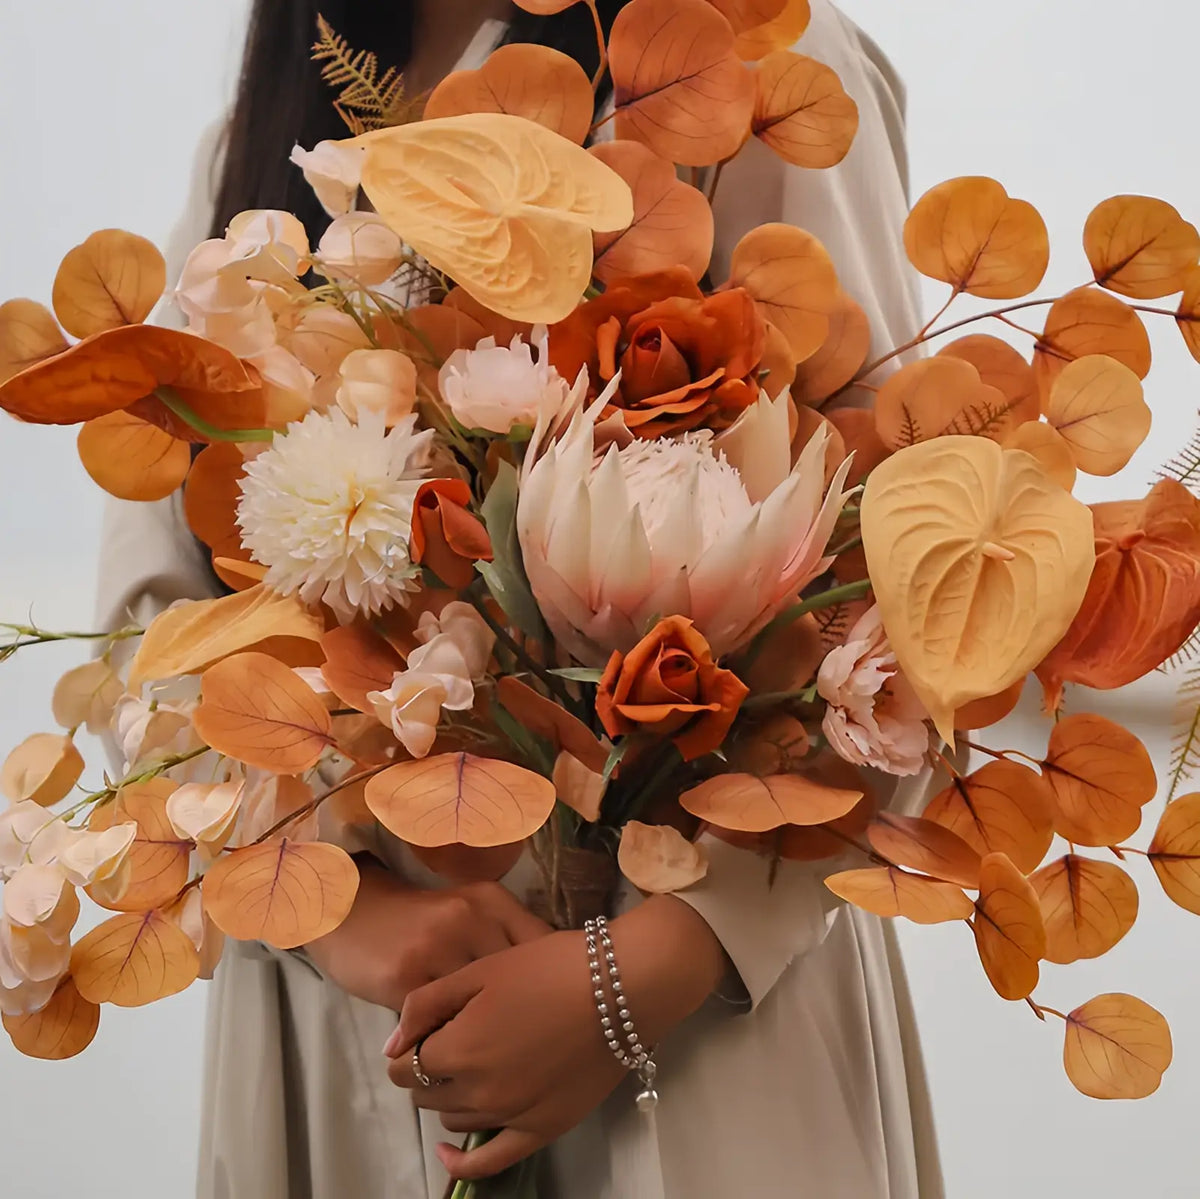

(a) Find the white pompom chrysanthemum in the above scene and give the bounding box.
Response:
[237,408,435,622]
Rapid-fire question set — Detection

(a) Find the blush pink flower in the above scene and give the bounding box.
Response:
[817,605,930,777]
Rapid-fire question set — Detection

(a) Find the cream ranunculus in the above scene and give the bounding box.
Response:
[236,408,435,622]
[439,328,582,435]
[516,390,853,665]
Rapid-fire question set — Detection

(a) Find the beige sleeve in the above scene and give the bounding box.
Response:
[673,1,928,1009]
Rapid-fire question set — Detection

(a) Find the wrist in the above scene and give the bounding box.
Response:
[607,895,728,1045]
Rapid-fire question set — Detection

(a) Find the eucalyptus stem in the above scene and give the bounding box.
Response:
[61,744,212,824]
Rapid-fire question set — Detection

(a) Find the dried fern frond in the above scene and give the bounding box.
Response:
[312,14,421,135]
[1167,660,1200,799]
[1159,622,1200,674]
[1156,412,1200,492]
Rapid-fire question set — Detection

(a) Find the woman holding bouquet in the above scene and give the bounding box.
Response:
[96,0,945,1195]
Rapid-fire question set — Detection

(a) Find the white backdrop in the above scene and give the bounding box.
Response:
[0,1,1197,1196]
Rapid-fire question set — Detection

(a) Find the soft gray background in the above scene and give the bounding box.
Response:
[0,1,1197,1195]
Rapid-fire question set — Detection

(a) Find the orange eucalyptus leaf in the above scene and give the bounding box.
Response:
[408,841,527,885]
[1064,994,1172,1100]
[2,978,100,1060]
[320,623,405,715]
[1030,854,1138,964]
[365,752,557,847]
[874,357,1010,449]
[618,821,708,893]
[589,141,714,285]
[76,410,191,502]
[1045,355,1150,477]
[825,405,890,486]
[1177,268,1200,363]
[790,405,846,486]
[764,754,878,861]
[751,52,857,168]
[760,321,797,401]
[1041,713,1156,846]
[89,779,192,913]
[954,677,1025,731]
[443,288,533,347]
[201,837,359,949]
[922,759,1054,875]
[1148,793,1200,915]
[1037,480,1200,701]
[972,852,1045,1001]
[791,291,870,405]
[734,0,811,61]
[425,44,595,145]
[1002,420,1077,490]
[183,442,255,591]
[70,909,199,1007]
[0,299,67,383]
[193,652,334,773]
[495,676,610,775]
[680,771,861,832]
[860,436,1095,741]
[904,177,1048,299]
[728,222,839,362]
[610,0,756,167]
[51,229,166,339]
[1084,195,1200,299]
[707,0,786,33]
[1,733,84,807]
[826,866,973,924]
[130,584,324,687]
[867,812,982,888]
[0,324,260,426]
[513,0,578,10]
[351,113,632,324]
[938,335,1038,431]
[1033,287,1152,402]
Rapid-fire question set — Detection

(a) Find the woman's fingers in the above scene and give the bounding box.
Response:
[437,1127,545,1181]
[438,1111,498,1134]
[391,969,482,1059]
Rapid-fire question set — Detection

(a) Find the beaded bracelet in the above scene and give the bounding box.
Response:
[584,915,659,1112]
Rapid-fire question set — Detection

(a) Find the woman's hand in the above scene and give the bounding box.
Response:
[304,859,552,1013]
[384,895,728,1181]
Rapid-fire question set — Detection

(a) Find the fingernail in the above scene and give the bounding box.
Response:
[382,1025,403,1058]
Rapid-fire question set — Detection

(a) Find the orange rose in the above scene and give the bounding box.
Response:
[548,267,766,439]
[410,479,494,590]
[596,617,749,762]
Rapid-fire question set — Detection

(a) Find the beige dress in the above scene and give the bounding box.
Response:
[95,5,944,1196]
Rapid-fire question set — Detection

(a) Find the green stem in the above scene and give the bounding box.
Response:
[154,386,274,443]
[741,579,871,672]
[61,744,212,824]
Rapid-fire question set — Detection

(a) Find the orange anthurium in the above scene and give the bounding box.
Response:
[1038,479,1200,706]
[0,322,262,431]
[410,479,495,590]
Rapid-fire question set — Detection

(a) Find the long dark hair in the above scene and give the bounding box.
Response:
[210,0,625,244]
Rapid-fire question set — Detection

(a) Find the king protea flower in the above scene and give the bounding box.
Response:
[517,390,853,665]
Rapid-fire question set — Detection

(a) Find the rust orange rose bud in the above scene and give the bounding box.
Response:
[596,617,749,762]
[410,478,494,590]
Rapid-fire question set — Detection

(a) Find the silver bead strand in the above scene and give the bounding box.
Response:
[585,916,659,1112]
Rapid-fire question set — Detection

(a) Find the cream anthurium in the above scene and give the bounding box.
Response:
[516,389,854,665]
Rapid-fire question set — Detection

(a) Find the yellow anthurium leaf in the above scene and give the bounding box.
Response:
[348,113,633,324]
[860,435,1094,741]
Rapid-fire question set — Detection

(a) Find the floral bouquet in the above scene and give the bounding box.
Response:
[3,0,1200,1169]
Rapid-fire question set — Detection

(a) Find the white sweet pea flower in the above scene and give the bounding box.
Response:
[290,140,366,217]
[415,601,496,681]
